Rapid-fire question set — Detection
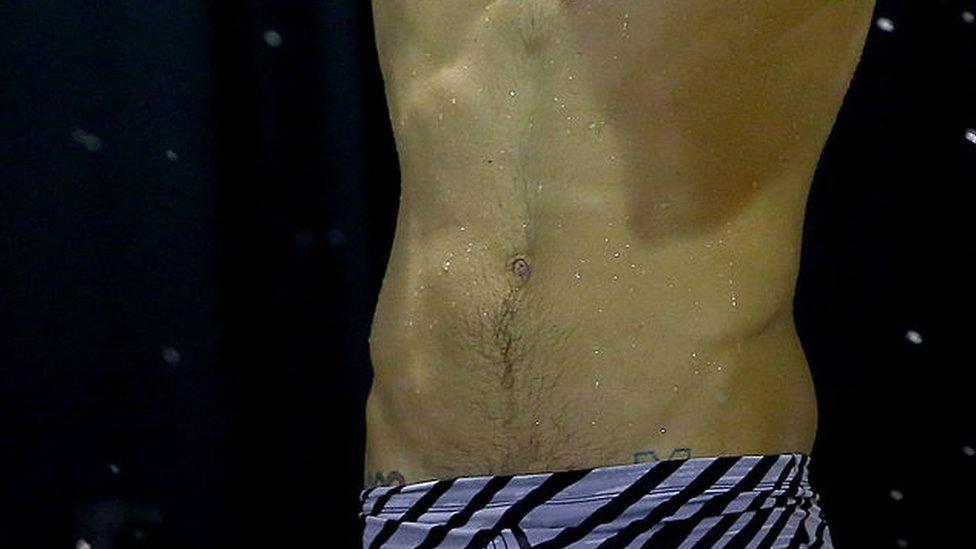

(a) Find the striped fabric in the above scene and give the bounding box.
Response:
[359,453,833,548]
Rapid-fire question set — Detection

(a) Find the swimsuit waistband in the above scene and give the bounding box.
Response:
[361,453,811,514]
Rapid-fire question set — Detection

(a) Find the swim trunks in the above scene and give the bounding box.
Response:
[360,453,832,548]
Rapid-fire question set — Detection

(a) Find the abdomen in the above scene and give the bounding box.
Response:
[365,0,873,478]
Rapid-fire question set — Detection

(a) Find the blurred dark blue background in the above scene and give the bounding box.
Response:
[1,1,974,547]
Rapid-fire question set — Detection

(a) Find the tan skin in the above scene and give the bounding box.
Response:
[364,0,877,488]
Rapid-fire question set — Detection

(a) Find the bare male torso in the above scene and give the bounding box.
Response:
[364,0,875,487]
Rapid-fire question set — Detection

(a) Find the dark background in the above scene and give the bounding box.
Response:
[2,0,974,547]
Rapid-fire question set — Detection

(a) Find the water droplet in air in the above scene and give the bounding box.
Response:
[876,17,895,32]
[263,29,283,47]
[889,489,904,501]
[71,128,101,152]
[164,149,178,161]
[963,11,975,24]
[905,330,923,344]
[963,445,975,456]
[161,347,181,366]
[965,128,976,144]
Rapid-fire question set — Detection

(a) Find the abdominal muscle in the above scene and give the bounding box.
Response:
[364,0,874,486]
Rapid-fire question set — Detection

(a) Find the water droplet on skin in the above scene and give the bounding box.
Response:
[508,89,517,97]
[593,348,601,355]
[673,385,679,392]
[574,272,582,280]
[612,274,619,281]
[596,307,604,314]
[659,427,667,434]
[534,420,541,426]
[594,379,600,388]
[568,74,576,80]
[442,259,452,271]
[450,97,457,104]
[459,226,466,231]
[591,421,597,426]
[612,251,620,258]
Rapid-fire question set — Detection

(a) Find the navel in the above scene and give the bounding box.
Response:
[509,254,532,281]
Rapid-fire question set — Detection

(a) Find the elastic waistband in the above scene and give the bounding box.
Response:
[361,453,810,515]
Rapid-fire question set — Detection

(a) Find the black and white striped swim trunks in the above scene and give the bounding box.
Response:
[360,453,832,548]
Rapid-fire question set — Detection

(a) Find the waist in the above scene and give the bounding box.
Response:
[365,304,817,480]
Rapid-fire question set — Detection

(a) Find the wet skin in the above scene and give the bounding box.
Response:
[364,0,876,488]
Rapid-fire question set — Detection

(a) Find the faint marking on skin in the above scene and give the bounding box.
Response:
[634,451,659,463]
[633,448,692,463]
[365,470,406,489]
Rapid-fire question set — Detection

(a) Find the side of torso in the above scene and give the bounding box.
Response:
[365,0,875,484]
